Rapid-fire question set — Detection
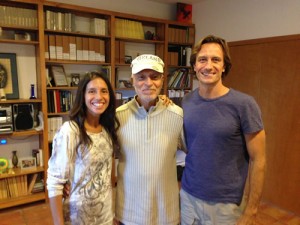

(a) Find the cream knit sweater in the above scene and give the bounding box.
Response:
[115,97,184,225]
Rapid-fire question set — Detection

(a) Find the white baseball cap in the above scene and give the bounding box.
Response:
[131,54,164,74]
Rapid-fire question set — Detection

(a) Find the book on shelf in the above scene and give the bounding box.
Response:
[49,35,56,60]
[27,173,38,194]
[168,26,192,43]
[55,35,63,60]
[90,18,108,35]
[44,34,49,59]
[76,36,83,61]
[0,179,9,200]
[185,47,192,66]
[48,116,63,141]
[62,36,70,60]
[69,36,77,61]
[115,18,144,39]
[45,10,75,32]
[0,6,37,28]
[168,68,190,89]
[47,90,73,113]
[168,45,187,66]
[88,38,96,61]
[82,37,89,61]
[44,34,106,62]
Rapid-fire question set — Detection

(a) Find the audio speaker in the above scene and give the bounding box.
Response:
[13,104,34,131]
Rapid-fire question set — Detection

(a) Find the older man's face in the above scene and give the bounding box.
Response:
[132,69,163,108]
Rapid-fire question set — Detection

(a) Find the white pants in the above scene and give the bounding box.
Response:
[180,189,242,225]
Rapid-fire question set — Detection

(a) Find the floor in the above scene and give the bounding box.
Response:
[0,200,299,225]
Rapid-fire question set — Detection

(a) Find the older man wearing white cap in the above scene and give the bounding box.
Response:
[115,54,185,225]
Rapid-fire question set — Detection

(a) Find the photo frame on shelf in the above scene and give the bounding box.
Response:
[20,157,36,170]
[70,73,80,87]
[50,65,68,86]
[0,53,19,99]
[124,55,132,64]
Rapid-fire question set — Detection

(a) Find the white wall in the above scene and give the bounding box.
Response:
[193,0,300,42]
[50,0,177,20]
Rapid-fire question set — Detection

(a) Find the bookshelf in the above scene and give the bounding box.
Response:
[166,22,195,104]
[0,0,195,209]
[0,0,46,209]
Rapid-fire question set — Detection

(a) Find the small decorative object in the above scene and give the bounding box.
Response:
[12,150,18,168]
[35,111,44,131]
[145,31,154,40]
[14,32,31,41]
[71,73,80,87]
[20,157,36,170]
[30,84,36,99]
[0,157,9,173]
[124,55,132,64]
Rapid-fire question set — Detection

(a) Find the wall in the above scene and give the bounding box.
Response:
[49,0,177,21]
[193,0,300,42]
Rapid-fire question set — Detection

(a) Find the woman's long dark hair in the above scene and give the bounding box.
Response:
[69,71,120,153]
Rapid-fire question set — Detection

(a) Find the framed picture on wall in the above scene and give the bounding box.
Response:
[0,53,19,99]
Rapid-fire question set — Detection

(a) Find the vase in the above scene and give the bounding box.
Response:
[30,84,36,99]
[12,151,18,168]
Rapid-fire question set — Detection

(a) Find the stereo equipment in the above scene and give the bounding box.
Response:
[0,104,13,134]
[13,104,34,131]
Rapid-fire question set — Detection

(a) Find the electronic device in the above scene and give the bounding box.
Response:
[0,104,13,134]
[13,104,34,131]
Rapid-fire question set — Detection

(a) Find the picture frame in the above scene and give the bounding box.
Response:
[50,65,68,86]
[0,53,19,99]
[70,73,80,87]
[124,55,132,64]
[20,157,36,170]
[176,3,192,23]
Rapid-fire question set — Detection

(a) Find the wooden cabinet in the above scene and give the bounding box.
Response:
[0,0,194,209]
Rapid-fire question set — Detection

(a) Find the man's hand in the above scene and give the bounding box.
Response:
[62,182,70,199]
[159,95,173,106]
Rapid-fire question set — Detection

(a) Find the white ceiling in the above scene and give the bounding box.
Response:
[147,0,202,4]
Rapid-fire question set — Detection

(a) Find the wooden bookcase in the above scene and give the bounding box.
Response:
[0,0,47,209]
[0,0,195,209]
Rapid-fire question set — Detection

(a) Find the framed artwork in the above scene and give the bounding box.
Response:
[124,55,132,64]
[50,65,68,86]
[177,3,192,23]
[0,53,19,99]
[71,73,80,86]
[20,157,36,170]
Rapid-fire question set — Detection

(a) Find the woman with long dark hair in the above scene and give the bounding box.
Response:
[47,71,119,225]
